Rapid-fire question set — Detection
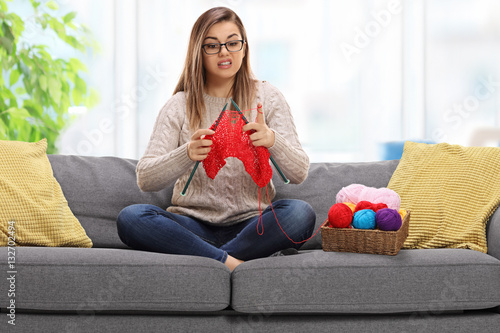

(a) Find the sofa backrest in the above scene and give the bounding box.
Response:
[49,155,173,248]
[49,155,400,249]
[49,155,500,255]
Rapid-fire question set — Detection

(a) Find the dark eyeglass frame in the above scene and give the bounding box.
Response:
[201,40,245,55]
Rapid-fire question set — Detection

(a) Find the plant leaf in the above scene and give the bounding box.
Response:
[9,69,20,86]
[23,100,42,117]
[0,36,13,54]
[48,76,62,104]
[68,57,87,72]
[63,11,77,23]
[49,18,65,37]
[14,107,31,120]
[45,0,58,10]
[71,87,82,106]
[36,15,48,29]
[31,1,41,10]
[39,74,47,91]
[74,75,86,94]
[15,87,26,95]
[2,107,31,120]
[0,1,8,12]
[1,23,15,54]
[66,22,77,30]
[7,13,24,37]
[0,122,6,139]
[19,60,30,78]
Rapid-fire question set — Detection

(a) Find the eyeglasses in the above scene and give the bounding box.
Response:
[202,40,245,55]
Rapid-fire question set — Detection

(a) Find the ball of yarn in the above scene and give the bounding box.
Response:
[399,209,407,221]
[336,184,365,204]
[375,208,402,231]
[343,202,356,212]
[372,202,388,212]
[354,201,373,213]
[328,203,353,228]
[360,187,401,210]
[336,184,401,210]
[352,209,376,229]
[354,201,388,213]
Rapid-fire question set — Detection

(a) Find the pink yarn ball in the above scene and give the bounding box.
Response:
[336,184,365,204]
[337,184,401,210]
[356,186,400,210]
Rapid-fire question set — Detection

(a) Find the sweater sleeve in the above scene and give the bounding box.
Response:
[263,83,309,184]
[136,94,195,192]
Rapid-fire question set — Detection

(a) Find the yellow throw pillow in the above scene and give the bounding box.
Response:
[387,141,500,253]
[0,139,92,247]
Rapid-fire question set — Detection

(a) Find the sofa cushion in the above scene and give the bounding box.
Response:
[272,160,400,250]
[0,247,230,312]
[388,142,500,253]
[231,249,500,314]
[48,155,174,248]
[0,140,92,248]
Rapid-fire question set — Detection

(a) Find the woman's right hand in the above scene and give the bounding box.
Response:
[187,129,215,161]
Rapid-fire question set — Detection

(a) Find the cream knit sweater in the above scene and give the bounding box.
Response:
[136,81,309,225]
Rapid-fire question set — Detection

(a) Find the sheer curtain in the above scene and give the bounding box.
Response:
[424,0,500,146]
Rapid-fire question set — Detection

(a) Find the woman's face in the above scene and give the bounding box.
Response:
[202,21,245,85]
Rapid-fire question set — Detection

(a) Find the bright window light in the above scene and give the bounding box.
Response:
[68,106,88,115]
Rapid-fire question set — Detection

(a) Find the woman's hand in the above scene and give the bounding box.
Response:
[187,129,215,161]
[242,103,275,148]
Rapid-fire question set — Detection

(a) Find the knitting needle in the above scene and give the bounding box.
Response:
[180,103,228,196]
[230,98,290,184]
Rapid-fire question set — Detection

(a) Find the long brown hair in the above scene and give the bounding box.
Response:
[174,7,257,131]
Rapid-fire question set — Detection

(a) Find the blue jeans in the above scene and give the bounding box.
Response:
[116,199,316,263]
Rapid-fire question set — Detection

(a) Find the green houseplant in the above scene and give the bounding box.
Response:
[0,0,98,153]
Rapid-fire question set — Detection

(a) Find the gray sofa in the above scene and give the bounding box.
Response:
[1,155,499,332]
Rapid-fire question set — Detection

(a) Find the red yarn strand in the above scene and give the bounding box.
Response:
[257,186,324,245]
[257,187,264,235]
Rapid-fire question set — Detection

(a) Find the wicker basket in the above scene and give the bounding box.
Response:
[321,210,410,255]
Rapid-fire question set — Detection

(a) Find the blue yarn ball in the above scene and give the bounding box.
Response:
[352,209,376,229]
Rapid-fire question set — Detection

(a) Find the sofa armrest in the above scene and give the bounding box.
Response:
[487,207,500,260]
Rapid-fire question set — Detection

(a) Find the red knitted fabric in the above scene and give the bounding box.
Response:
[202,110,273,188]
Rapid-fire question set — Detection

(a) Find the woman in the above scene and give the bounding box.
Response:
[117,7,315,272]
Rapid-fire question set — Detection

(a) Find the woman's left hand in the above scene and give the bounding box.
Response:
[242,103,275,148]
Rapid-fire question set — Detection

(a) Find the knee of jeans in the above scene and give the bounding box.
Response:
[305,203,317,227]
[277,200,316,234]
[116,204,151,244]
[117,204,149,228]
[290,200,316,222]
[292,200,316,236]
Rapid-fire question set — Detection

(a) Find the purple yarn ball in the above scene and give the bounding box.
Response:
[375,208,402,231]
[352,209,376,229]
